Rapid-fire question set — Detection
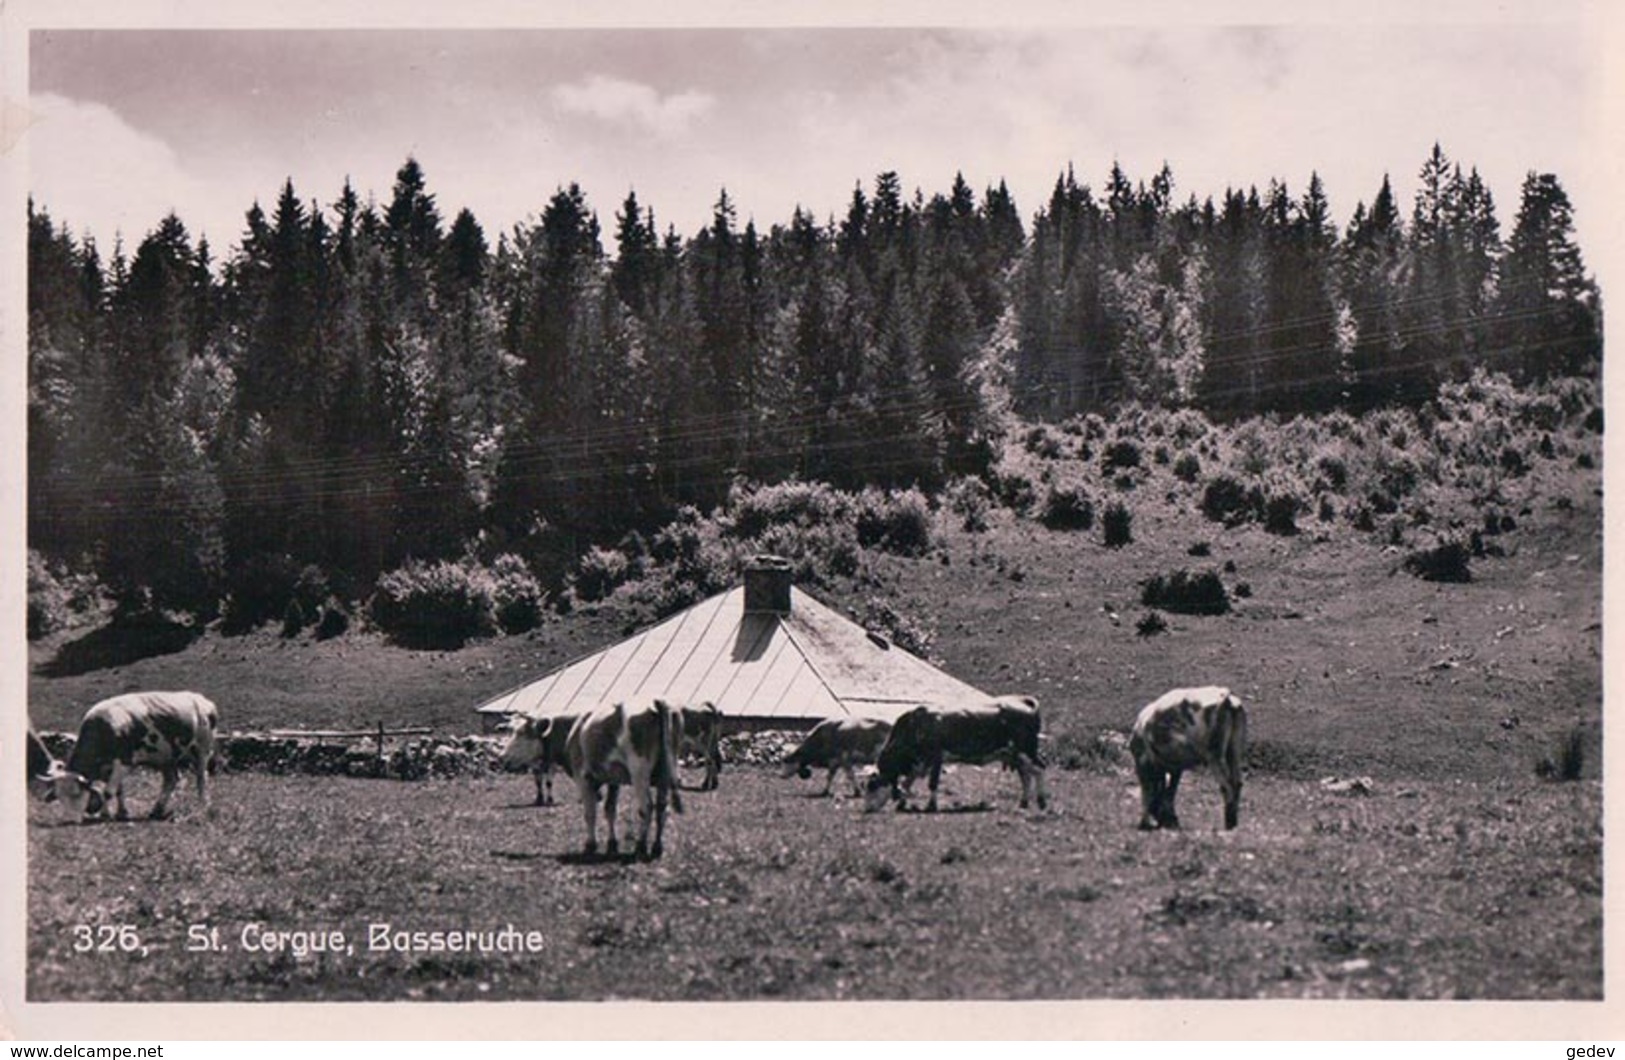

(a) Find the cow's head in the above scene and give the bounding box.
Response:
[861,773,902,814]
[27,772,56,802]
[52,771,105,817]
[498,716,546,772]
[778,746,812,780]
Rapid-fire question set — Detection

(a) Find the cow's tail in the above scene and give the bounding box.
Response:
[200,695,222,775]
[656,701,684,815]
[1226,696,1248,769]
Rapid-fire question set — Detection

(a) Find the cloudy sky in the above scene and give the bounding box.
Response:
[24,18,1610,262]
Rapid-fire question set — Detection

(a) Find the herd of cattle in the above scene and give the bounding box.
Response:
[26,685,1249,857]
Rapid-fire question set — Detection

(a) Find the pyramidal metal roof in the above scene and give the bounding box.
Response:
[473,584,990,725]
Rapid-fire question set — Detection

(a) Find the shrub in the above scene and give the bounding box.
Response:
[1233,421,1274,476]
[633,510,741,620]
[27,552,105,640]
[945,477,992,532]
[993,470,1037,514]
[1263,493,1301,536]
[315,601,350,641]
[370,560,497,649]
[1367,489,1399,516]
[727,480,848,540]
[1153,445,1171,466]
[293,565,330,613]
[649,506,705,564]
[1316,454,1349,493]
[1102,502,1133,548]
[1039,483,1095,531]
[1136,611,1168,637]
[1374,451,1421,501]
[1403,541,1472,583]
[1172,452,1202,483]
[572,546,631,604]
[222,553,303,634]
[1187,541,1211,557]
[1141,569,1230,615]
[1102,439,1142,473]
[854,487,934,556]
[490,553,547,633]
[754,522,859,582]
[281,599,308,638]
[1023,424,1066,459]
[1168,408,1209,445]
[1201,475,1261,526]
[1583,406,1603,434]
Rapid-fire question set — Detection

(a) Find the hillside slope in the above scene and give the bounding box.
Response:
[27,425,1601,787]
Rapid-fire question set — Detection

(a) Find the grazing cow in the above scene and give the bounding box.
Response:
[1129,686,1247,831]
[782,716,895,797]
[565,699,684,860]
[678,702,723,792]
[864,695,1048,813]
[53,692,219,821]
[27,726,64,800]
[498,713,578,805]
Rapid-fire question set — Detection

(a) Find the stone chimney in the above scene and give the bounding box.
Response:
[743,554,794,615]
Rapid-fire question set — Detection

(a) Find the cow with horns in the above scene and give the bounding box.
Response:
[864,696,1048,813]
[26,725,63,801]
[52,692,220,821]
[498,712,578,806]
[678,701,723,792]
[782,716,894,798]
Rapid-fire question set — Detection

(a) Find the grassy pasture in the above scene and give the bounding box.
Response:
[25,403,1603,1003]
[27,765,1600,1002]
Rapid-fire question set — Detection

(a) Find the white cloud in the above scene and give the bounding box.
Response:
[550,75,716,139]
[27,92,225,248]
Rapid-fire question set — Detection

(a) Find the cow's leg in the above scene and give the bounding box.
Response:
[191,753,209,814]
[704,749,719,792]
[1134,757,1163,830]
[1014,753,1048,810]
[578,777,600,855]
[603,783,621,856]
[650,776,669,860]
[1159,768,1183,829]
[841,762,860,798]
[632,770,654,859]
[533,764,548,806]
[925,759,943,813]
[1220,766,1242,830]
[109,761,131,821]
[150,764,180,820]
